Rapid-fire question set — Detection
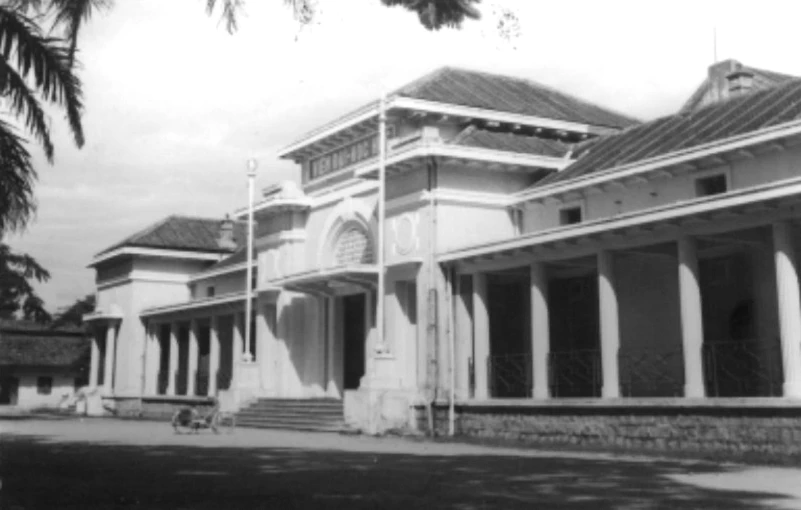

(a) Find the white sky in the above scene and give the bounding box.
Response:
[8,0,801,312]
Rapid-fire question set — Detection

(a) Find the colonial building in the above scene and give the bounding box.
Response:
[87,60,801,452]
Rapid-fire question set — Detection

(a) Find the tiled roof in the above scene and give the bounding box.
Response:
[450,126,571,158]
[681,61,797,113]
[396,67,639,129]
[539,78,801,186]
[99,215,246,256]
[0,321,89,368]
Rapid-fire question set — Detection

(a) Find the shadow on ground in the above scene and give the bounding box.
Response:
[0,431,794,509]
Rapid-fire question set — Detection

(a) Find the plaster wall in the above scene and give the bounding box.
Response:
[193,270,247,298]
[523,145,801,233]
[5,369,79,409]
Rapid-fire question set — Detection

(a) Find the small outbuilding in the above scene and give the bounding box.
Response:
[0,320,90,409]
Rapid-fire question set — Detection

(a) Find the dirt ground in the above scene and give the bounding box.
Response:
[2,417,801,509]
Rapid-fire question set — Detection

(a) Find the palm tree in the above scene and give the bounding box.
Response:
[0,3,84,233]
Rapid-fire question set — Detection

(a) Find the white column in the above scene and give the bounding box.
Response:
[187,319,199,396]
[773,221,801,398]
[473,272,490,399]
[149,324,162,395]
[256,303,269,390]
[167,322,179,396]
[209,316,220,396]
[89,333,100,388]
[598,251,621,398]
[454,275,472,400]
[364,291,375,385]
[232,312,244,383]
[103,322,116,394]
[678,236,706,398]
[327,298,341,397]
[530,262,551,399]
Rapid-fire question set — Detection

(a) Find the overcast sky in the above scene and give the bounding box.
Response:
[8,0,801,312]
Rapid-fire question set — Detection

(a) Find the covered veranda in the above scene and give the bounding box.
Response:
[446,180,801,403]
[139,293,253,398]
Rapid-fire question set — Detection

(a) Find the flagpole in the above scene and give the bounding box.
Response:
[243,158,257,362]
[376,94,387,355]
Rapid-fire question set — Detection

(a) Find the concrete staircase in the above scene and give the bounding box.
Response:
[235,398,345,432]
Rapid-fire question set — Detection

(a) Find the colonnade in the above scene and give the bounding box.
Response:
[468,221,801,400]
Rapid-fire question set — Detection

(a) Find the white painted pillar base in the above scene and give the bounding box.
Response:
[773,221,801,398]
[209,316,220,396]
[473,272,490,400]
[530,262,551,399]
[678,236,706,398]
[103,322,117,395]
[167,322,179,396]
[598,250,621,399]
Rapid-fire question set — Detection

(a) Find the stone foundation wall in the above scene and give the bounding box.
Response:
[111,397,216,421]
[415,401,801,460]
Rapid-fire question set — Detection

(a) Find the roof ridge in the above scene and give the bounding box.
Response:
[391,66,451,97]
[436,66,642,126]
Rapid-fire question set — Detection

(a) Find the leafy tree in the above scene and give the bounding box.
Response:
[0,243,51,322]
[51,293,95,328]
[380,0,481,30]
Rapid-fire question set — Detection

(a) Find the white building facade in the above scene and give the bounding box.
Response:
[87,61,801,438]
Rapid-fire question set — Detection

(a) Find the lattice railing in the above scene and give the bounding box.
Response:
[488,353,531,398]
[703,339,783,397]
[548,349,601,398]
[619,349,685,397]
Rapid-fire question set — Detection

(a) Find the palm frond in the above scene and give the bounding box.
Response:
[0,57,54,161]
[0,119,36,233]
[0,6,84,148]
[47,0,112,68]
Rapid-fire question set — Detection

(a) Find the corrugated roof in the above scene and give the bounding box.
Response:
[98,216,246,256]
[449,126,571,158]
[0,321,89,368]
[396,67,639,129]
[540,78,801,186]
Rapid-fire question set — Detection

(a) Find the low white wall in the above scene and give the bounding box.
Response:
[6,369,79,409]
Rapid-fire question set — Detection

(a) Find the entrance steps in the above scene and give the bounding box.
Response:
[235,398,345,432]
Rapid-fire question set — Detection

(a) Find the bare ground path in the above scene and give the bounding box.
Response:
[1,418,801,509]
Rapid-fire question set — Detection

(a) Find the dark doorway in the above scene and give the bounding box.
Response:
[343,294,366,390]
[548,273,601,397]
[487,272,531,398]
[0,377,19,405]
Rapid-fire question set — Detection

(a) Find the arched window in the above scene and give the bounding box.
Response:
[334,226,374,265]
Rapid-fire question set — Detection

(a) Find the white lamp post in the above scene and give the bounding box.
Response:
[243,157,258,362]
